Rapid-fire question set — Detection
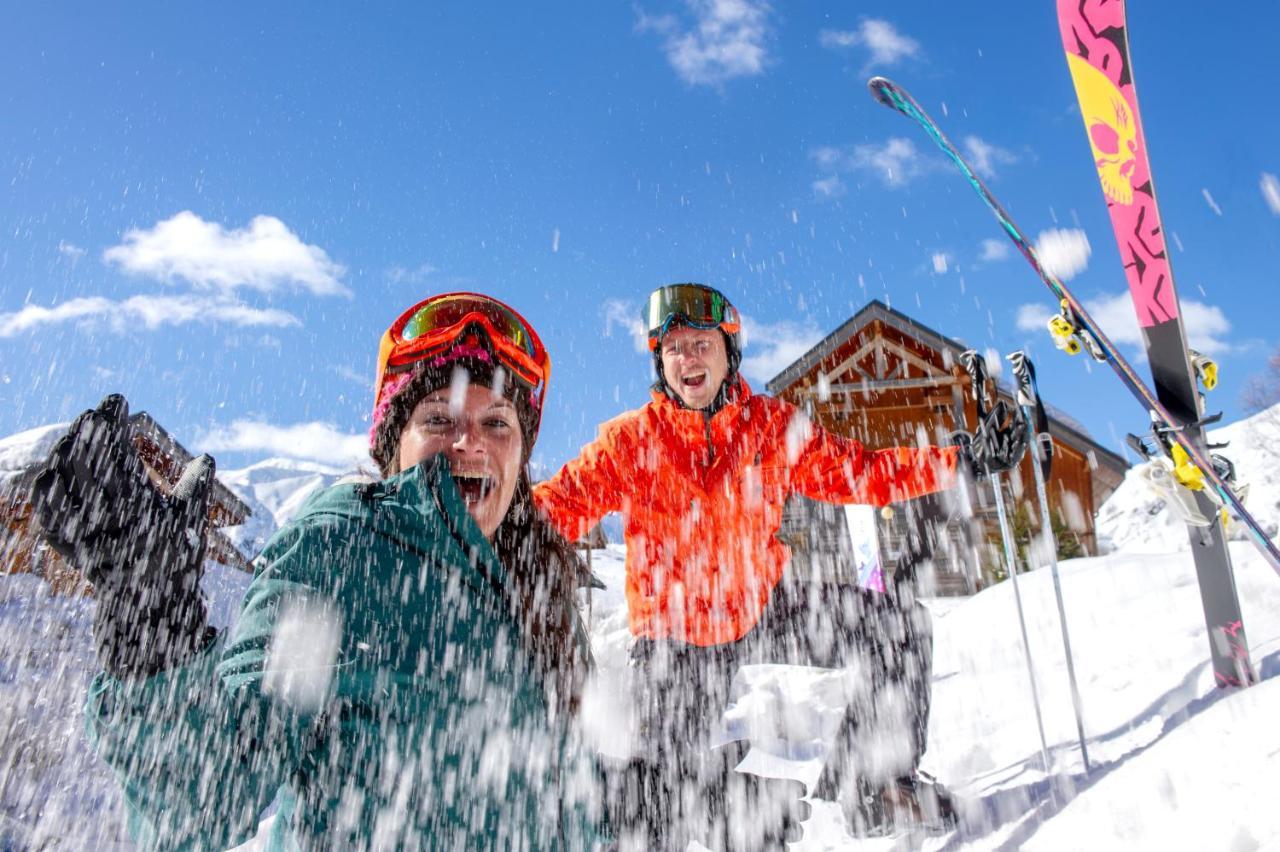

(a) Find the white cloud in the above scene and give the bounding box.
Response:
[1182,300,1234,355]
[1034,228,1091,281]
[819,19,921,67]
[931,253,950,274]
[739,315,824,384]
[979,238,1011,262]
[330,363,371,386]
[962,135,1017,179]
[811,146,843,169]
[811,175,846,198]
[1076,292,1141,347]
[386,263,437,284]
[825,137,927,187]
[856,138,923,186]
[1015,301,1054,332]
[0,297,112,337]
[638,0,772,86]
[811,134,1010,191]
[1015,291,1234,355]
[103,211,349,297]
[0,294,299,338]
[1260,173,1280,215]
[603,299,648,352]
[57,241,86,261]
[1201,188,1223,217]
[198,419,368,467]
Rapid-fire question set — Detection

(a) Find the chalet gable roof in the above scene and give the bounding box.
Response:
[767,300,967,394]
[764,299,1128,474]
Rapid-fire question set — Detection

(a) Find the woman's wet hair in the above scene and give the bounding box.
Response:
[491,471,592,718]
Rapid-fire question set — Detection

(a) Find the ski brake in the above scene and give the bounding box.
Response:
[1126,417,1248,532]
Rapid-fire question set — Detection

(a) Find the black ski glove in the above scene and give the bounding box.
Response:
[30,394,217,679]
[600,741,810,851]
[950,399,1029,478]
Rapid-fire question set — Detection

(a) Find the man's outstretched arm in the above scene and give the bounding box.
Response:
[533,422,631,541]
[785,408,962,507]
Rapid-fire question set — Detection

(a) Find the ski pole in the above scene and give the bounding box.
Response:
[1009,351,1091,775]
[960,350,1052,774]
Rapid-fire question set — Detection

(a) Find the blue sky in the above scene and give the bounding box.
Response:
[2,1,1278,474]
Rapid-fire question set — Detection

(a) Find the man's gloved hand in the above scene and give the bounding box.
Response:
[30,394,216,679]
[950,399,1029,479]
[600,740,810,851]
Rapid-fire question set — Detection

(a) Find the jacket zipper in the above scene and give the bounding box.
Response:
[703,410,715,466]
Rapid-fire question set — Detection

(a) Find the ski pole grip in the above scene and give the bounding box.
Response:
[1008,351,1034,408]
[959,349,989,415]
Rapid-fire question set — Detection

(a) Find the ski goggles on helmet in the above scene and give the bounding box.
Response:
[374,292,550,413]
[644,284,740,351]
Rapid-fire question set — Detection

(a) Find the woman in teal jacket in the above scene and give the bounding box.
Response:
[34,293,605,850]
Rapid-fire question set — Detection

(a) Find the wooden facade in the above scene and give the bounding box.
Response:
[767,300,1128,595]
[1,411,254,596]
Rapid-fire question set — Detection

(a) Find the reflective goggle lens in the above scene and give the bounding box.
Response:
[644,285,739,351]
[645,285,730,334]
[401,296,536,358]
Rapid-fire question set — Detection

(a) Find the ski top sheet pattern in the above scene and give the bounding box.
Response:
[1055,1,1198,425]
[1056,1,1256,687]
[866,75,1271,687]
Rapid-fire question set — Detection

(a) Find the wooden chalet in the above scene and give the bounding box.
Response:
[767,300,1129,595]
[1,411,254,596]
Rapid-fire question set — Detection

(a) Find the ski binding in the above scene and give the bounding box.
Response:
[1047,299,1106,361]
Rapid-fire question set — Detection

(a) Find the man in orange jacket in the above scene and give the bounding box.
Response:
[534,283,1022,840]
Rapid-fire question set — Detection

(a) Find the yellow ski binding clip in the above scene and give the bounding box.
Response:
[1190,350,1218,392]
[1170,442,1206,492]
[1048,300,1082,356]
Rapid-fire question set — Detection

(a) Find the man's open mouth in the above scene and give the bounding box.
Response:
[681,371,708,389]
[452,471,494,503]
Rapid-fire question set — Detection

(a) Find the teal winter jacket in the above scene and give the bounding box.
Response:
[86,456,605,850]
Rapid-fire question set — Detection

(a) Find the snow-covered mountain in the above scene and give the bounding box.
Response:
[216,457,359,558]
[1097,402,1280,553]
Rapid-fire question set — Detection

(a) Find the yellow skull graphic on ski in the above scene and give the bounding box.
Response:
[1066,53,1138,206]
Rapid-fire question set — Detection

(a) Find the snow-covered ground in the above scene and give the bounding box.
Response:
[579,542,1280,851]
[4,416,1280,849]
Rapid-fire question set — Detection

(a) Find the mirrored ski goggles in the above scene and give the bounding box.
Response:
[644,284,740,351]
[375,292,550,408]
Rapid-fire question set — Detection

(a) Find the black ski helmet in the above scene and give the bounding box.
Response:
[644,283,743,396]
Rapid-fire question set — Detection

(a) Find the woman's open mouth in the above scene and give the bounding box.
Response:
[452,471,494,504]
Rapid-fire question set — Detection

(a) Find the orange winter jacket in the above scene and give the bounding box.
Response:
[533,380,961,647]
